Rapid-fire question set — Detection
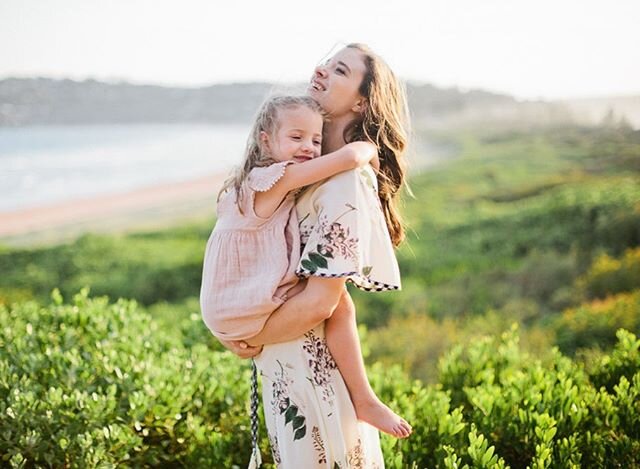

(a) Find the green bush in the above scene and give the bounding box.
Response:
[0,290,258,468]
[554,290,640,355]
[0,232,206,307]
[434,325,640,468]
[2,293,639,467]
[576,247,640,300]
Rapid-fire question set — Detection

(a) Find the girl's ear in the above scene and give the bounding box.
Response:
[351,98,367,114]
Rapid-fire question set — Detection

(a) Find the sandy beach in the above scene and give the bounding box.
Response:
[0,173,228,246]
[0,142,453,247]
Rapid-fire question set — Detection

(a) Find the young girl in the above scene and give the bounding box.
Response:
[199,95,410,443]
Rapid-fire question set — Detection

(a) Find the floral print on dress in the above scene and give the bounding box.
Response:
[311,426,327,465]
[270,360,293,417]
[270,360,307,441]
[299,204,359,273]
[295,167,400,293]
[302,329,338,404]
[268,433,281,466]
[347,439,365,469]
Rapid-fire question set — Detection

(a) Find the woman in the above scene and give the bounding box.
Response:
[223,43,409,468]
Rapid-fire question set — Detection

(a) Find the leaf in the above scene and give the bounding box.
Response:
[309,252,328,269]
[362,265,372,276]
[284,405,297,424]
[481,446,495,466]
[279,397,290,414]
[318,244,334,258]
[301,259,317,273]
[293,425,306,440]
[292,415,305,430]
[544,427,557,443]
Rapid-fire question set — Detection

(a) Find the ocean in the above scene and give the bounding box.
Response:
[0,124,250,212]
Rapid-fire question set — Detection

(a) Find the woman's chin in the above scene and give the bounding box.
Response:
[307,86,323,101]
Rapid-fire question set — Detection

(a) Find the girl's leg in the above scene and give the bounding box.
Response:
[325,290,412,438]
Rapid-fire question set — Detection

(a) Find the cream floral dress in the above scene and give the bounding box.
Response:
[254,166,401,468]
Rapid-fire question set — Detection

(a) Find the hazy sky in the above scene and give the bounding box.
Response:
[1,0,639,100]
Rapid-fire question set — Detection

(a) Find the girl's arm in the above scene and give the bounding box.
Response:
[245,276,346,346]
[273,141,377,195]
[254,142,377,218]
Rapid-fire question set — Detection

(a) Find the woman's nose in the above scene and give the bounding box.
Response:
[314,64,328,78]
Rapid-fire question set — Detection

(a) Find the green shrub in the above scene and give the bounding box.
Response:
[0,233,206,306]
[576,247,640,300]
[0,290,259,468]
[436,325,640,468]
[2,293,640,467]
[555,290,640,354]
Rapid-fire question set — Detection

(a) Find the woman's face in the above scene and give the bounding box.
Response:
[308,47,367,118]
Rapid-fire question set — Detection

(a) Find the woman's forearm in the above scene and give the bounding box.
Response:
[245,277,346,346]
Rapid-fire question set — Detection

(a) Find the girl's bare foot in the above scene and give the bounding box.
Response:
[353,396,412,438]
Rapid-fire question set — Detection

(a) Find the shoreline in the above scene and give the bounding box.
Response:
[0,147,455,247]
[0,173,228,245]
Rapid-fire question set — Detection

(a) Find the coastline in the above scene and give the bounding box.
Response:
[0,172,228,246]
[0,144,455,247]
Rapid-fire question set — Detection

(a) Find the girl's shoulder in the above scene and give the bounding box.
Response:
[246,161,295,193]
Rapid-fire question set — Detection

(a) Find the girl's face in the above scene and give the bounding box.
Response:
[309,47,367,118]
[261,106,323,164]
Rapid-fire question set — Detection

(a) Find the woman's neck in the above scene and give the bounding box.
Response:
[322,114,355,154]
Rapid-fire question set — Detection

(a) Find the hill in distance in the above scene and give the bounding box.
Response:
[0,77,637,129]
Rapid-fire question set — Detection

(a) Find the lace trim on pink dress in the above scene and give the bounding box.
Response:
[247,160,296,192]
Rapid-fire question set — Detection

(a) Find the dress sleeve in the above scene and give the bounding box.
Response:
[296,166,401,292]
[247,160,295,192]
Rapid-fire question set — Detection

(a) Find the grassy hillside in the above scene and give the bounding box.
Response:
[1,123,639,466]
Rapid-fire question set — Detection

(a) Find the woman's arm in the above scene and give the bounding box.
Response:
[245,276,346,346]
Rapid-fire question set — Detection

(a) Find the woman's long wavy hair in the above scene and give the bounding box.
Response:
[218,95,324,213]
[343,43,410,247]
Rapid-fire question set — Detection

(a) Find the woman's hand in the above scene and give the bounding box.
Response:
[218,338,263,359]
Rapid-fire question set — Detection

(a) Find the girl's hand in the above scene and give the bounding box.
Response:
[218,338,263,359]
[346,141,379,168]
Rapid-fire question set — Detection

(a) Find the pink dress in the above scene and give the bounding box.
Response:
[199,160,301,341]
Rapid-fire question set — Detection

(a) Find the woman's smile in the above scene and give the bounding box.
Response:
[308,47,367,118]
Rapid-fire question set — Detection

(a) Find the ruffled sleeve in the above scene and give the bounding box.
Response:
[247,160,295,192]
[295,166,401,292]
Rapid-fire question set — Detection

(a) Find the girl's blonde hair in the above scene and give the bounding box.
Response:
[218,95,324,211]
[344,43,411,247]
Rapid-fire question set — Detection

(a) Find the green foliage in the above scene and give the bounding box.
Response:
[2,292,640,466]
[586,329,640,392]
[434,325,640,468]
[555,290,640,354]
[576,247,640,300]
[1,124,639,465]
[0,230,205,306]
[0,290,260,467]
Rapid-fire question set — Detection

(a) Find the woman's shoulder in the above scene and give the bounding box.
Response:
[315,165,378,195]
